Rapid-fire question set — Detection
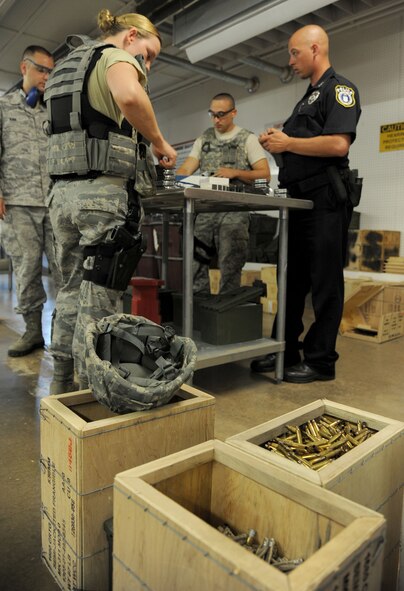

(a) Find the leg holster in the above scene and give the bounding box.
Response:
[83,225,146,291]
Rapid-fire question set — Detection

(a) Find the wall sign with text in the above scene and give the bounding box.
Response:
[379,121,404,153]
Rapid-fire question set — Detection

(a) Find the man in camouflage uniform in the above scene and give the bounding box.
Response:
[177,93,270,293]
[0,46,61,357]
[45,10,176,393]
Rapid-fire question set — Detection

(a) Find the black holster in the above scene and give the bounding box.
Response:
[83,226,146,291]
[326,166,348,203]
[326,166,363,207]
[346,169,363,207]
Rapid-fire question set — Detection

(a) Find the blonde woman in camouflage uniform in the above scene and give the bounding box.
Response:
[177,93,270,294]
[45,9,176,393]
[0,46,61,357]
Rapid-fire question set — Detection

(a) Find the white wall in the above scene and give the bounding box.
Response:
[154,14,404,255]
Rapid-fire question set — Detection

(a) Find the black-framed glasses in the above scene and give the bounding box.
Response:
[208,108,234,119]
[24,57,53,75]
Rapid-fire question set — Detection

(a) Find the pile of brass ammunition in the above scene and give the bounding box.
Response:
[217,525,304,571]
[261,414,376,470]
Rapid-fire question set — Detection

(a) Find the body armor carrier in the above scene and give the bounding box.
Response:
[199,127,253,175]
[194,127,252,265]
[44,35,141,179]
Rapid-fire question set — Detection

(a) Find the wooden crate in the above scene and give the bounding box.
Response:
[40,384,215,591]
[340,283,404,342]
[346,229,400,272]
[113,440,385,591]
[226,400,404,591]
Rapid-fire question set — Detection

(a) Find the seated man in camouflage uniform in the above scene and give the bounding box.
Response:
[177,93,270,294]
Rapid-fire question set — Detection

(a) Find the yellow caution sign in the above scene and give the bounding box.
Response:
[380,121,404,152]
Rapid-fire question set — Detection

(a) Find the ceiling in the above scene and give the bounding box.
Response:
[0,0,403,101]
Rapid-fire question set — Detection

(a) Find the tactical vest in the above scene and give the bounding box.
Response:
[44,35,144,180]
[199,127,253,174]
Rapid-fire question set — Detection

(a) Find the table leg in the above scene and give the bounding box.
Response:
[182,198,195,337]
[275,206,288,382]
[161,212,169,286]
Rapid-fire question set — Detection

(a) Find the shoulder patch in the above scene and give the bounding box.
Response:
[335,85,356,108]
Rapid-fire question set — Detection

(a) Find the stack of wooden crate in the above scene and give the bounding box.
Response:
[226,399,404,591]
[384,256,404,274]
[113,439,386,590]
[40,385,215,590]
[346,229,400,272]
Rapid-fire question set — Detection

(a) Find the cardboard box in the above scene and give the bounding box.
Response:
[209,269,264,294]
[344,277,373,301]
[340,283,404,342]
[260,296,278,314]
[40,385,215,591]
[113,440,385,591]
[346,229,400,272]
[240,269,262,286]
[226,400,404,591]
[209,268,220,295]
[261,265,277,285]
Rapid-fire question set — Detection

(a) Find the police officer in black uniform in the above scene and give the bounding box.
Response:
[251,24,361,382]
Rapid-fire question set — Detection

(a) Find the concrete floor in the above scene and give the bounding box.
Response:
[0,272,403,590]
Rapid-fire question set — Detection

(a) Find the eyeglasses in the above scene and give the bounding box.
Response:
[24,57,53,75]
[208,108,234,119]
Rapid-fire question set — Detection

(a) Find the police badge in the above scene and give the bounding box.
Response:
[335,85,355,107]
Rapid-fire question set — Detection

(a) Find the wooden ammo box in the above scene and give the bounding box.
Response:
[40,385,215,591]
[113,440,385,591]
[340,282,404,343]
[226,400,404,591]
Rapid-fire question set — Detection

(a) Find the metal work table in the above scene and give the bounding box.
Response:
[142,187,312,381]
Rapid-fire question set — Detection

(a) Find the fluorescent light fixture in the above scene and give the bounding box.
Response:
[178,0,334,63]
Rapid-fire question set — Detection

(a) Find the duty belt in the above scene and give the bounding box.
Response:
[285,168,349,196]
[51,171,103,181]
[285,171,329,196]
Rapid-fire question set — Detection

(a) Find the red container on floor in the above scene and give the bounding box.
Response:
[129,277,165,324]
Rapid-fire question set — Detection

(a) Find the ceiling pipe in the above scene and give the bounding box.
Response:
[158,52,260,93]
[239,56,294,83]
[148,0,202,26]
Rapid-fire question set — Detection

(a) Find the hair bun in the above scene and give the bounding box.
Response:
[97,8,116,32]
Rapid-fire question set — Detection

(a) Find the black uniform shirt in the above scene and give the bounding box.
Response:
[279,67,361,186]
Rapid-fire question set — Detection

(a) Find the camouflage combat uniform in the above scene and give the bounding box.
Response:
[45,38,147,388]
[0,89,61,314]
[193,127,252,294]
[47,175,130,382]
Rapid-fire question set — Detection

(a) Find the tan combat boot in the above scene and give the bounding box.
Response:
[49,358,77,395]
[8,310,45,357]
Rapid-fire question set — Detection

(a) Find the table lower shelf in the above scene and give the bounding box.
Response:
[194,337,284,370]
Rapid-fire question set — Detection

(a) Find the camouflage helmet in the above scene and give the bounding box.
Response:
[85,314,198,413]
